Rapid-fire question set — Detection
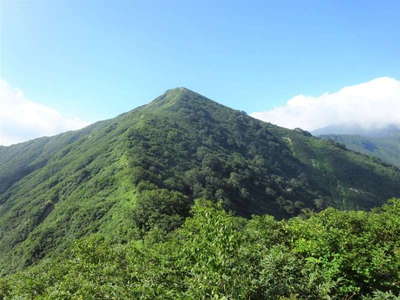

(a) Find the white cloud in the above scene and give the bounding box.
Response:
[251,77,400,131]
[0,80,89,146]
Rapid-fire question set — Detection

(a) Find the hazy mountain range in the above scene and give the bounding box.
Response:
[314,124,400,167]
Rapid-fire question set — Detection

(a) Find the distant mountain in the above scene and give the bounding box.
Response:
[319,130,400,167]
[312,123,400,137]
[314,123,400,167]
[1,87,400,274]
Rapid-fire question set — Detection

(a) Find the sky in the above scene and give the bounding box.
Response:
[1,0,400,145]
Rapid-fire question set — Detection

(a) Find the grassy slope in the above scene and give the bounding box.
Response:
[0,88,400,274]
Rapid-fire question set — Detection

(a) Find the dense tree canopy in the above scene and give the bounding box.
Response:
[1,199,399,299]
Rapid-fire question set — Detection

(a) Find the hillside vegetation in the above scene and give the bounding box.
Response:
[1,87,400,288]
[1,199,399,299]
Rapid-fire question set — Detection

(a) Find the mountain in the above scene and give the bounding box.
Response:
[319,133,400,167]
[317,126,400,167]
[1,87,400,274]
[312,123,400,137]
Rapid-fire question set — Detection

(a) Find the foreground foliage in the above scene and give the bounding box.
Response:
[1,199,399,299]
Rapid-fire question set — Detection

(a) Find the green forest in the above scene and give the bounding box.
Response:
[0,88,399,299]
[1,199,399,299]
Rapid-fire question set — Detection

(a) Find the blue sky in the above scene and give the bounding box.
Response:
[1,0,400,144]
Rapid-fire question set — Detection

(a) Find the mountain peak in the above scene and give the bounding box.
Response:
[164,87,193,94]
[145,87,214,112]
[162,87,202,100]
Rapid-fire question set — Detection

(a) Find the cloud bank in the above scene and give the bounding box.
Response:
[251,77,400,131]
[0,80,89,146]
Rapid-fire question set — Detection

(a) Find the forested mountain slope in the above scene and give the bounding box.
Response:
[0,124,102,194]
[1,87,400,274]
